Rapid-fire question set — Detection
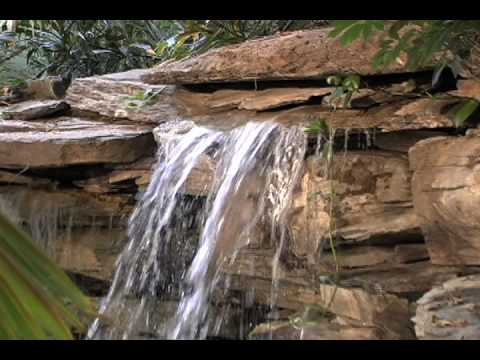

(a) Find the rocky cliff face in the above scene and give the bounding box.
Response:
[1,28,480,340]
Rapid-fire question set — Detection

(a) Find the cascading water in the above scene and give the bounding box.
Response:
[87,121,307,340]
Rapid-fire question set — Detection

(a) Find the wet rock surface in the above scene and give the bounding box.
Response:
[413,275,480,340]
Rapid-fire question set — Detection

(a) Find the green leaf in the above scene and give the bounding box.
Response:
[328,21,358,38]
[343,75,361,91]
[0,211,94,339]
[340,23,365,46]
[450,99,479,128]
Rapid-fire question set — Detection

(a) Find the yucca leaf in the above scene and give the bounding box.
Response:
[0,250,73,339]
[0,211,93,339]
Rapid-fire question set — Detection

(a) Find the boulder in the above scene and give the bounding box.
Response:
[142,28,413,84]
[409,133,480,265]
[413,275,480,340]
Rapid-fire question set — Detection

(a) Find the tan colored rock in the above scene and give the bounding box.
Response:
[374,130,450,153]
[73,170,151,194]
[263,98,455,132]
[249,319,390,340]
[0,169,52,186]
[65,70,454,133]
[222,252,413,339]
[65,70,210,124]
[289,152,421,262]
[225,248,461,299]
[207,87,334,112]
[450,79,480,101]
[0,117,155,168]
[319,243,429,269]
[0,186,134,228]
[393,244,430,264]
[0,100,69,120]
[52,228,128,281]
[413,275,480,340]
[206,89,260,111]
[238,88,334,111]
[409,134,480,265]
[142,28,413,84]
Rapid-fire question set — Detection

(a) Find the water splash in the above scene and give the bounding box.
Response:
[0,190,74,257]
[88,121,307,340]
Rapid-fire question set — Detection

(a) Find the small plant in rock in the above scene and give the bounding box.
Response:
[304,118,329,135]
[288,304,336,330]
[121,88,165,109]
[325,74,361,109]
[329,20,480,127]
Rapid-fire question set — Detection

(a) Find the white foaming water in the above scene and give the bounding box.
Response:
[88,121,307,340]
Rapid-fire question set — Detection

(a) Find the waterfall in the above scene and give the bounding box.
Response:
[88,121,307,340]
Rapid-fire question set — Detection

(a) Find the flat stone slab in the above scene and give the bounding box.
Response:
[207,87,334,111]
[0,100,69,120]
[0,117,155,167]
[142,27,414,84]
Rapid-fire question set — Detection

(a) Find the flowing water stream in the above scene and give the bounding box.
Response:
[87,121,307,340]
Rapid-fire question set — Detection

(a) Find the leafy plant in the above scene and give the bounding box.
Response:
[0,211,94,339]
[329,20,480,78]
[326,74,361,109]
[0,20,178,79]
[121,88,165,109]
[305,118,329,135]
[330,20,480,127]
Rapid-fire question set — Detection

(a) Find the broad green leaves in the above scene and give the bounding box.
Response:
[326,74,362,109]
[0,211,94,339]
[329,20,384,45]
[330,20,480,75]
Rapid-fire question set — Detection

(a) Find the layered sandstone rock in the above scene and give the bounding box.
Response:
[410,133,480,265]
[289,151,421,263]
[142,28,413,84]
[0,117,155,167]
